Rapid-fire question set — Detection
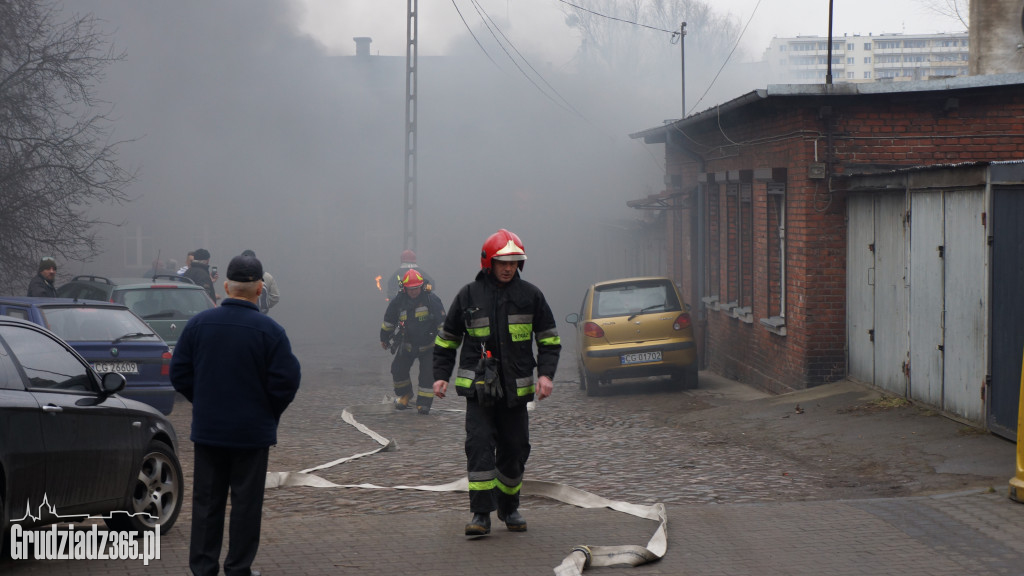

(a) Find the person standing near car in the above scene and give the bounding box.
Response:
[184,248,218,302]
[171,253,301,576]
[178,251,195,276]
[380,269,446,414]
[27,257,58,297]
[241,249,279,314]
[432,229,560,536]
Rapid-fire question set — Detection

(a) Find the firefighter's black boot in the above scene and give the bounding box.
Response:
[465,513,490,536]
[393,393,412,410]
[497,509,527,532]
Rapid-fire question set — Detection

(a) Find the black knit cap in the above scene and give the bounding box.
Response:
[193,248,211,261]
[226,254,263,282]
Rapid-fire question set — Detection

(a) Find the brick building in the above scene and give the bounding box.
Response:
[629,73,1024,399]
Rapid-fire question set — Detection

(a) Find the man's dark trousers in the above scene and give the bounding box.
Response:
[190,444,269,576]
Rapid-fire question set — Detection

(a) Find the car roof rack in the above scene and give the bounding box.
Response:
[151,274,197,285]
[70,275,112,284]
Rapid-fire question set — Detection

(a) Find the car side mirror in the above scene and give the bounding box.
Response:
[565,313,579,325]
[100,372,126,396]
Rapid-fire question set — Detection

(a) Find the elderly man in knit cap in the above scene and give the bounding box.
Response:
[171,252,301,576]
[27,257,58,297]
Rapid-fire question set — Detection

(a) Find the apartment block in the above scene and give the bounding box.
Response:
[764,32,969,83]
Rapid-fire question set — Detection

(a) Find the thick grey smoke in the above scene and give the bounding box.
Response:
[61,1,757,346]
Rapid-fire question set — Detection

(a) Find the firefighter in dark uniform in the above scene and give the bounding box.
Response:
[386,249,435,301]
[380,269,446,414]
[433,229,560,536]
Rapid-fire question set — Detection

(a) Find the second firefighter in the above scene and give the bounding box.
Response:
[380,269,446,414]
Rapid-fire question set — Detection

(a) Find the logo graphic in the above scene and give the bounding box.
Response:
[9,494,161,565]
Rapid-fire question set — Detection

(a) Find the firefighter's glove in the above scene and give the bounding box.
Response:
[473,355,503,407]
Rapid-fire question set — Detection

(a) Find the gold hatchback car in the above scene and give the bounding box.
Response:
[565,277,698,396]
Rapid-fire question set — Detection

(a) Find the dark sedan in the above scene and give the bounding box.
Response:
[0,316,183,555]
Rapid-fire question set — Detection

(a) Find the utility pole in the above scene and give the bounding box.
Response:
[825,0,834,85]
[680,22,687,117]
[404,0,419,251]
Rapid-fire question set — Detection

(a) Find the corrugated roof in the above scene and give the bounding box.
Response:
[630,72,1024,141]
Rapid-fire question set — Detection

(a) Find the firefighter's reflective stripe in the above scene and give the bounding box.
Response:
[467,316,490,339]
[417,388,434,399]
[537,327,560,346]
[381,320,396,332]
[515,376,535,397]
[435,329,460,349]
[414,305,430,320]
[497,470,523,495]
[398,310,408,322]
[454,368,475,389]
[508,314,533,342]
[468,469,497,492]
[416,343,433,353]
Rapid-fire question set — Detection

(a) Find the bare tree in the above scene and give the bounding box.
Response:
[917,0,970,29]
[561,0,746,110]
[0,0,134,294]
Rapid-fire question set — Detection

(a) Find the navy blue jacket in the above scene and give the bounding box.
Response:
[171,298,301,448]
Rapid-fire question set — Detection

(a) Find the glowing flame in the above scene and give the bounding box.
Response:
[375,275,382,291]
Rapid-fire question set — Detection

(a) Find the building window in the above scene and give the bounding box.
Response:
[725,183,738,307]
[847,71,855,78]
[739,182,753,311]
[864,56,872,64]
[846,57,854,64]
[847,43,855,50]
[708,183,721,301]
[864,71,872,79]
[766,182,786,319]
[864,42,872,50]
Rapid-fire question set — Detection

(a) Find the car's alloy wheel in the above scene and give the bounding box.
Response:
[105,440,184,533]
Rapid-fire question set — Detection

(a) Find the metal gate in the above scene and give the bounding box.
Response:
[847,193,908,393]
[990,187,1024,437]
[848,189,987,424]
[909,190,987,423]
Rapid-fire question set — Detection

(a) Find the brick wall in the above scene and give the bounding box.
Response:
[660,85,1024,391]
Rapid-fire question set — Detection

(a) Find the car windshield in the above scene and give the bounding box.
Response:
[38,307,160,343]
[117,287,214,319]
[592,281,681,319]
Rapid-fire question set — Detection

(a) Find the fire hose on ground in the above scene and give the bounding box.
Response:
[264,404,668,575]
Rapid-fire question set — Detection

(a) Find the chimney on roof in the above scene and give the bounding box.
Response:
[353,37,372,57]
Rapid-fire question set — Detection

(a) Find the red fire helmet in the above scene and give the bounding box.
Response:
[401,269,425,289]
[480,229,526,271]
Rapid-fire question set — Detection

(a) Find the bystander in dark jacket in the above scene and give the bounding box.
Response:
[27,257,58,297]
[170,254,301,576]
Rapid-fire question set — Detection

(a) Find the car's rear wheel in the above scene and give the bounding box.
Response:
[674,364,699,390]
[105,440,184,534]
[583,370,603,397]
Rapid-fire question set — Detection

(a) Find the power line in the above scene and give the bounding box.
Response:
[687,0,764,115]
[470,0,584,117]
[450,0,501,69]
[553,0,677,34]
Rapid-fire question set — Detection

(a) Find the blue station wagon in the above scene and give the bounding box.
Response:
[0,297,174,415]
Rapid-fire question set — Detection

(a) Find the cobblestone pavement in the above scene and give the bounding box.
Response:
[5,340,1024,575]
